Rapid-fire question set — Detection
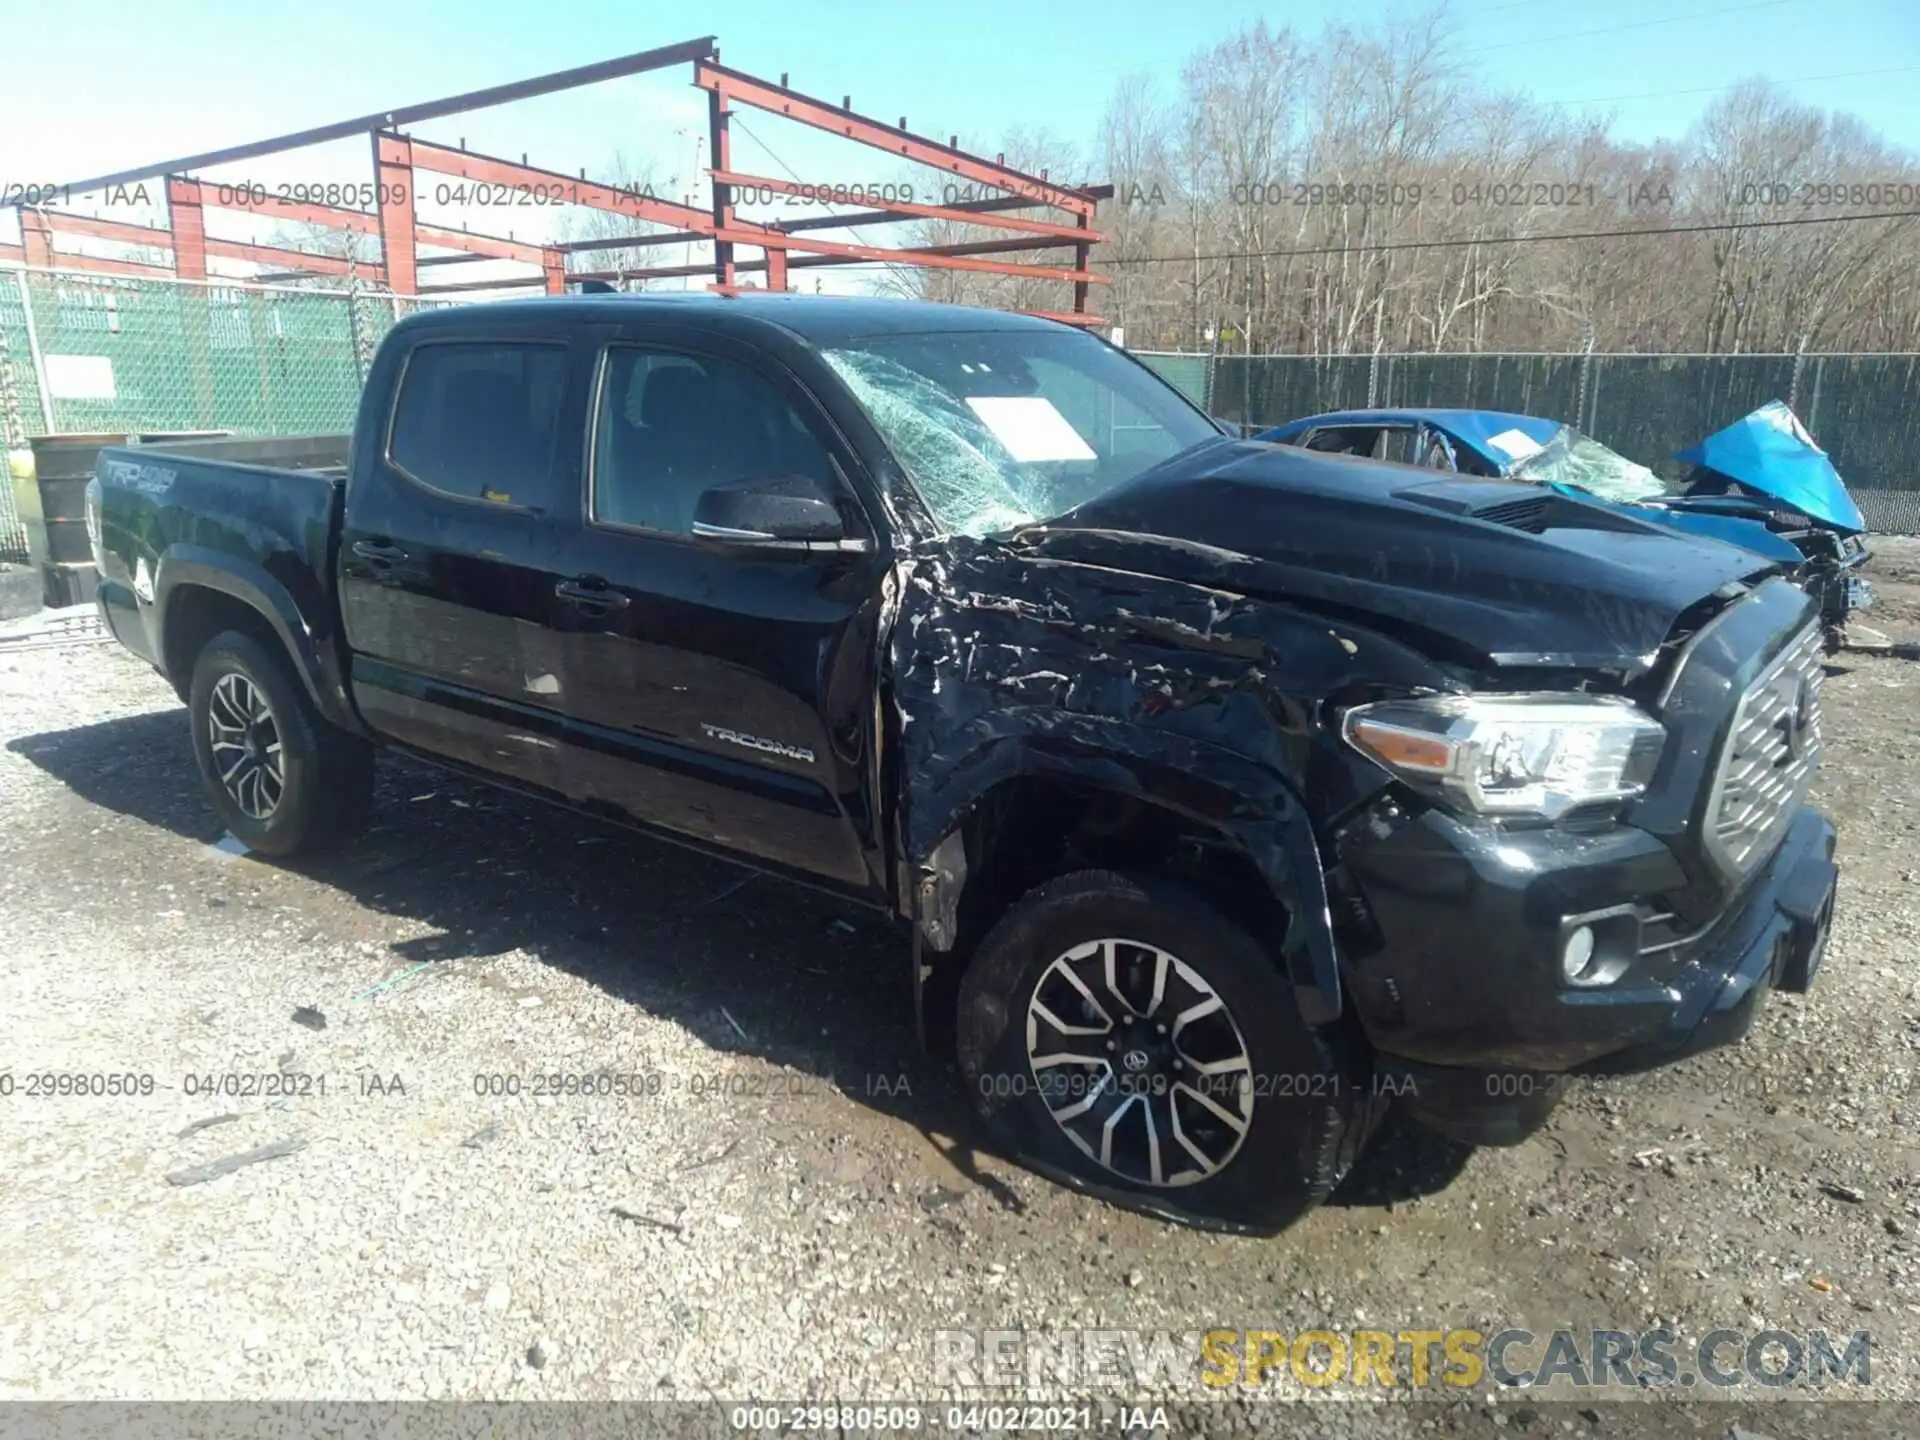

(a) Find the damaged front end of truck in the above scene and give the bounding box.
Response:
[813,317,1833,1228]
[882,437,1835,1158]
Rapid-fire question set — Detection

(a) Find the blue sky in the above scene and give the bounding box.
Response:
[1,0,1915,282]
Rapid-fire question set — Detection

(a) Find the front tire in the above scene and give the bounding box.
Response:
[956,870,1371,1233]
[188,629,373,857]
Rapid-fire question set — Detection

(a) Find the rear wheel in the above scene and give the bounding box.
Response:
[188,629,373,856]
[957,870,1373,1233]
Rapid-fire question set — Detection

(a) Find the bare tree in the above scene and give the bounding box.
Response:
[792,10,1920,353]
[557,151,672,286]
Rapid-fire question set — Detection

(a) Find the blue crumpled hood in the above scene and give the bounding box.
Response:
[1676,400,1863,533]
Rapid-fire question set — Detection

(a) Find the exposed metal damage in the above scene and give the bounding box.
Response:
[889,526,1460,1031]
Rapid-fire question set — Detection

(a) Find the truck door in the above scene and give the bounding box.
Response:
[543,336,886,893]
[339,334,588,795]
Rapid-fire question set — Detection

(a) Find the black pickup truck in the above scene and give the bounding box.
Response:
[89,294,1838,1232]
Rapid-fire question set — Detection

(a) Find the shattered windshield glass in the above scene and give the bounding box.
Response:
[1512,428,1669,504]
[823,329,1220,537]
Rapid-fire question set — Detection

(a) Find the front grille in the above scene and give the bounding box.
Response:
[1706,622,1824,875]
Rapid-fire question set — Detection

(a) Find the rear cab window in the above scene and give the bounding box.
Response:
[386,341,568,509]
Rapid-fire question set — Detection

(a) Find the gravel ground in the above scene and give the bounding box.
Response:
[3,551,1920,1439]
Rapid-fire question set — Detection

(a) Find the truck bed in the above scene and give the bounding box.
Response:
[91,435,352,690]
[135,432,353,477]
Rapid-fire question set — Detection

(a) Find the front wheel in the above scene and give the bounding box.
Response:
[188,629,373,857]
[956,870,1372,1233]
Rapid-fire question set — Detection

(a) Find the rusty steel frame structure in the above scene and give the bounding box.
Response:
[1,37,1107,323]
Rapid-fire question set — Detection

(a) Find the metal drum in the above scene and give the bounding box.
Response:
[22,433,129,607]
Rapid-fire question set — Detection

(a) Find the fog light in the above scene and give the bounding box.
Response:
[1561,925,1600,985]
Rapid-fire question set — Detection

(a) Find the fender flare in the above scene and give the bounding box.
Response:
[906,725,1345,1031]
[154,547,363,734]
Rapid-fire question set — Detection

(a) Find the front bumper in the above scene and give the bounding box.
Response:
[1336,802,1837,1145]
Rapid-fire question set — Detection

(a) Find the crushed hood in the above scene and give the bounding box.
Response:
[1024,440,1779,669]
[1676,400,1863,533]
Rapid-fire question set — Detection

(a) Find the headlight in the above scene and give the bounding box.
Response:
[1341,694,1665,819]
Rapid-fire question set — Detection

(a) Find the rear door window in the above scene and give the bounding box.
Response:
[387,341,567,509]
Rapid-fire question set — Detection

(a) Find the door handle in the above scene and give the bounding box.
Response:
[555,578,631,610]
[352,539,408,565]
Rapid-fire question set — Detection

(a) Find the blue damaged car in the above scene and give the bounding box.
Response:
[1257,401,1871,645]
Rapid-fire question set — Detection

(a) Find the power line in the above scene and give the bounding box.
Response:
[1543,63,1920,107]
[729,113,806,185]
[1101,206,1920,266]
[1473,0,1795,54]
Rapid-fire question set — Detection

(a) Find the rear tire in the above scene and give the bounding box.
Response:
[956,869,1372,1233]
[188,629,373,857]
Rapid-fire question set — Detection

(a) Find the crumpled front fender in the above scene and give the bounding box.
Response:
[887,537,1459,1029]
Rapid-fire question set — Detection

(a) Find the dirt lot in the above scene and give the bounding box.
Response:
[3,552,1920,1438]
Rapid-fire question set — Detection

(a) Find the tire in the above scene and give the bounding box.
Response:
[188,629,374,857]
[956,869,1371,1233]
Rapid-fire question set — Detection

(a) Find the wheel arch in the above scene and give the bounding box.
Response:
[156,548,361,733]
[906,730,1343,1039]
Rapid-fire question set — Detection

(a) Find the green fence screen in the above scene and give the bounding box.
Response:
[0,270,442,562]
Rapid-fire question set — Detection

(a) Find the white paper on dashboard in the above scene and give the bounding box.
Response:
[965,396,1097,463]
[1485,427,1546,462]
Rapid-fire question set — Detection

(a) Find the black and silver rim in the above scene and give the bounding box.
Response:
[1025,937,1254,1188]
[207,672,284,821]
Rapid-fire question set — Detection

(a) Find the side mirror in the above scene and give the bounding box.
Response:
[690,474,872,554]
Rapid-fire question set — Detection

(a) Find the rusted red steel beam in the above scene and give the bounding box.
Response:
[1072,210,1093,316]
[404,136,718,235]
[203,238,387,281]
[551,187,1117,255]
[199,184,548,266]
[400,138,1102,288]
[167,177,209,278]
[32,197,421,282]
[31,212,172,247]
[693,63,1095,218]
[373,134,419,294]
[708,87,736,289]
[401,136,1089,282]
[708,169,1105,242]
[209,191,380,236]
[714,227,1106,284]
[683,286,1106,329]
[1,247,175,279]
[24,37,717,208]
[571,233,1098,282]
[21,211,55,267]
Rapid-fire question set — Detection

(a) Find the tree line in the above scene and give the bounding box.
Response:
[895,14,1920,355]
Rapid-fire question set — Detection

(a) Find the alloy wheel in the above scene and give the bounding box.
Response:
[207,671,285,821]
[1024,937,1255,1187]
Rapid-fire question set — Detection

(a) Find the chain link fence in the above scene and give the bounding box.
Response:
[1142,348,1920,534]
[7,295,1917,555]
[0,268,448,563]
